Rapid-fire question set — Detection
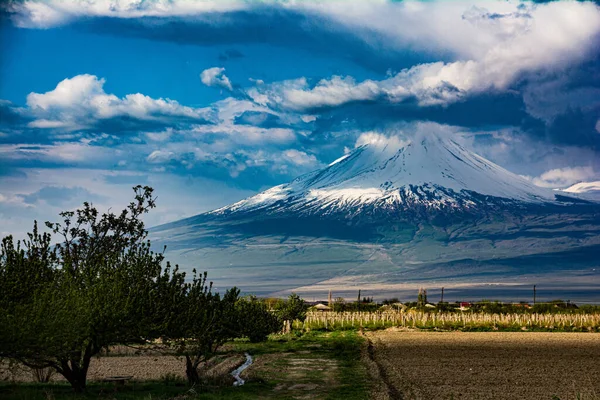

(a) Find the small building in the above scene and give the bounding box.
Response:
[312,303,332,311]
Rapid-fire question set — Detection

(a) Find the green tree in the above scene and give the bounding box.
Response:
[0,186,184,392]
[332,297,347,312]
[162,271,240,385]
[274,293,309,322]
[236,296,282,343]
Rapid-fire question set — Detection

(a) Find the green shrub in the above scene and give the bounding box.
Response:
[236,296,283,342]
[274,293,309,322]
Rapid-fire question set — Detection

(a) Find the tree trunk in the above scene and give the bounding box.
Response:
[185,355,201,386]
[56,352,92,393]
[66,371,87,393]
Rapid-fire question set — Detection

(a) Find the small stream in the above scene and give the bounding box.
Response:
[231,352,253,386]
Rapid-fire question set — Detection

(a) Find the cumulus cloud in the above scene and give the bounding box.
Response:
[200,67,233,91]
[248,76,382,111]
[25,74,213,131]
[241,1,600,110]
[527,166,597,189]
[281,149,318,167]
[8,1,600,122]
[355,131,410,150]
[146,150,177,164]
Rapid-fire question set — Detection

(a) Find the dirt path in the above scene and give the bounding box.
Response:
[366,330,600,400]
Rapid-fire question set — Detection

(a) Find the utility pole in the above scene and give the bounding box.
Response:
[441,287,444,304]
[357,289,361,311]
[533,285,537,305]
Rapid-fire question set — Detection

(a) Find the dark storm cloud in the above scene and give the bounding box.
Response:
[69,11,438,74]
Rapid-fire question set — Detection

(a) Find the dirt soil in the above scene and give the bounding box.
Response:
[366,330,600,400]
[0,354,245,384]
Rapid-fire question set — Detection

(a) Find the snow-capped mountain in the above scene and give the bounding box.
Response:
[211,134,566,220]
[150,133,600,300]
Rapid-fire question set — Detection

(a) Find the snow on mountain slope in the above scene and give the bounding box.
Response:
[564,181,600,194]
[563,181,600,201]
[212,133,557,216]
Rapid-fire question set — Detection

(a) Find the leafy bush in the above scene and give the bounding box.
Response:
[236,296,283,342]
[274,293,310,322]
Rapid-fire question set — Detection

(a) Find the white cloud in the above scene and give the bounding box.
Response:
[281,149,318,167]
[145,128,174,142]
[354,131,409,150]
[189,97,299,145]
[27,119,76,129]
[245,1,600,110]
[10,2,600,112]
[146,150,177,164]
[563,181,600,194]
[192,124,296,145]
[528,166,597,189]
[0,141,115,164]
[300,1,600,64]
[200,67,233,91]
[25,74,212,130]
[282,76,381,110]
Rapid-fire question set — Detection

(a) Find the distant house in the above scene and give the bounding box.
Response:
[312,303,331,311]
[459,302,472,311]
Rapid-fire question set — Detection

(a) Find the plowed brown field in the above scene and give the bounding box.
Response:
[366,330,600,400]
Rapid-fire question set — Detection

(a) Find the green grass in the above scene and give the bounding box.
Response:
[0,331,370,400]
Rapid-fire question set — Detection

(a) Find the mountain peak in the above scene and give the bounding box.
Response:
[214,133,556,216]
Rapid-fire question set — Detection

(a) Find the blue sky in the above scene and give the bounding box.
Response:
[1,0,599,239]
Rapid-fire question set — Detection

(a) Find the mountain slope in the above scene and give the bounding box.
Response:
[563,181,600,201]
[150,134,600,300]
[212,135,557,219]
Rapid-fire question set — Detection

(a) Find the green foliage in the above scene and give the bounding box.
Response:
[331,299,378,312]
[162,270,241,385]
[273,293,309,322]
[332,297,347,312]
[236,296,283,343]
[0,186,185,392]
